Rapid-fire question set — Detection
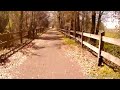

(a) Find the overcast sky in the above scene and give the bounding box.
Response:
[102,11,119,29]
[49,11,120,29]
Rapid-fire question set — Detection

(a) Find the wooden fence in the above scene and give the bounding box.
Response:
[59,28,120,66]
[0,27,45,63]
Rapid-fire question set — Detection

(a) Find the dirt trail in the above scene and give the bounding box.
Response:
[1,28,86,79]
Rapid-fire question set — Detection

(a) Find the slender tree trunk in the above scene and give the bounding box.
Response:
[95,11,103,35]
[95,11,104,46]
[57,12,59,28]
[19,11,23,43]
[74,12,76,39]
[81,11,85,33]
[76,11,80,31]
[91,11,96,34]
[89,11,96,45]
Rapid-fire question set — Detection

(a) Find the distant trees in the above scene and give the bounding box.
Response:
[0,11,9,33]
[0,11,50,49]
[56,11,105,46]
[0,11,49,33]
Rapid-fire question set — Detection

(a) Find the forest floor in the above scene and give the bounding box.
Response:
[0,28,120,79]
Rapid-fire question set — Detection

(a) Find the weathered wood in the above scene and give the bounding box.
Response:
[81,29,84,47]
[61,28,120,67]
[70,30,74,33]
[76,37,82,43]
[83,33,99,40]
[70,34,75,38]
[102,36,120,46]
[0,33,28,45]
[74,12,76,39]
[71,30,120,47]
[76,37,98,53]
[76,31,82,35]
[98,31,105,66]
[83,41,99,53]
[101,51,120,66]
[61,29,67,32]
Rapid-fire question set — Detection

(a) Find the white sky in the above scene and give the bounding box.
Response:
[49,11,120,29]
[104,18,119,29]
[102,11,119,29]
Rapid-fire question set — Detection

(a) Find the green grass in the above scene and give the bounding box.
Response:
[62,34,120,79]
[104,31,120,59]
[104,43,120,59]
[62,37,77,46]
[105,31,120,38]
[94,64,120,79]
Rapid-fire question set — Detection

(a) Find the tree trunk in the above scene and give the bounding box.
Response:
[74,12,76,39]
[89,11,96,46]
[76,11,80,31]
[95,11,104,35]
[19,11,23,43]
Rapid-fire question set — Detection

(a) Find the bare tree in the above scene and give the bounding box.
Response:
[95,11,104,35]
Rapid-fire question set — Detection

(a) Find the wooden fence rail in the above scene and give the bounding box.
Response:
[60,29,120,66]
[0,27,45,63]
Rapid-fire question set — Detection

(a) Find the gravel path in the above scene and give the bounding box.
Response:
[0,28,86,79]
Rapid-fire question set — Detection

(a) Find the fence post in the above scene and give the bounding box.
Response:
[20,30,23,44]
[68,28,71,39]
[98,31,105,66]
[81,29,84,47]
[74,20,76,40]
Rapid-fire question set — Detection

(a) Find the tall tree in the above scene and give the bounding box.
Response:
[95,11,104,35]
[90,11,96,45]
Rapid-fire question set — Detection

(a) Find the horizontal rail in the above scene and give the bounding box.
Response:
[0,30,29,36]
[76,37,99,53]
[70,30,74,33]
[83,33,99,40]
[61,29,120,66]
[102,36,120,46]
[72,30,120,46]
[0,34,28,45]
[101,51,120,66]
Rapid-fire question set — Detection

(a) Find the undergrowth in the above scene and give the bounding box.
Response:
[62,36,120,79]
[90,64,120,79]
[62,37,77,46]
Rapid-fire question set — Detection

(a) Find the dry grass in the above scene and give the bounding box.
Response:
[62,37,120,79]
[62,37,77,46]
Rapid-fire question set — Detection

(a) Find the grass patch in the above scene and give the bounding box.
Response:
[104,43,120,59]
[62,37,77,46]
[105,31,120,39]
[103,31,120,59]
[95,64,120,79]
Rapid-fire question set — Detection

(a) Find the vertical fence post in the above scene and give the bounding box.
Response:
[32,29,34,39]
[68,27,71,39]
[40,28,41,33]
[74,20,76,40]
[20,30,23,44]
[36,29,38,36]
[98,31,105,66]
[81,29,83,47]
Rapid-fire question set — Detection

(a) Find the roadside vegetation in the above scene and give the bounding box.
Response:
[63,36,120,79]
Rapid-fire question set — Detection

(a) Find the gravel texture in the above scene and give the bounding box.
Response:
[0,28,119,79]
[61,42,120,79]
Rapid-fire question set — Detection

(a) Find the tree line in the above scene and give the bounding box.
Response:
[0,11,50,49]
[56,11,105,46]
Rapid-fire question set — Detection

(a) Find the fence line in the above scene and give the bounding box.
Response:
[0,27,45,63]
[60,29,120,66]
